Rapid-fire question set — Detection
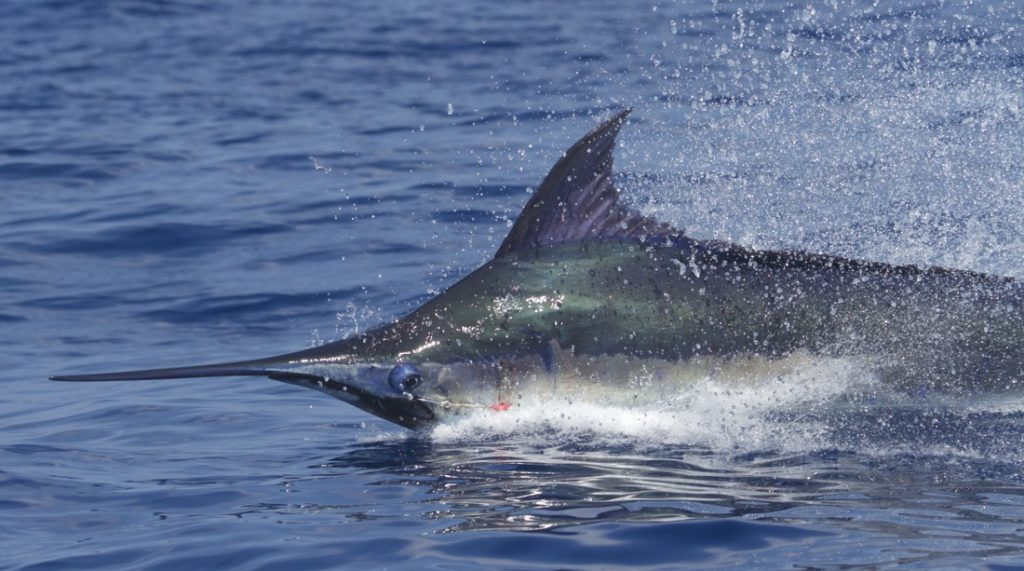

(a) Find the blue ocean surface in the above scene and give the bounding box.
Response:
[4,0,1024,568]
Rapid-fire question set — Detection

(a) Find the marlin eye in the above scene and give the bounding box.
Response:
[388,364,422,393]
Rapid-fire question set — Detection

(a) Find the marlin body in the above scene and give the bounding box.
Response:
[52,110,1024,429]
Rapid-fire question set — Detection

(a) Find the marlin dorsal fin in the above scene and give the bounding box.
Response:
[496,109,677,257]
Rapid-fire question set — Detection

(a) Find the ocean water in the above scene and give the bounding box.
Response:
[4,0,1024,568]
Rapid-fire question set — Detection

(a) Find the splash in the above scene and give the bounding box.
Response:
[619,2,1024,279]
[431,354,880,452]
[427,357,1024,466]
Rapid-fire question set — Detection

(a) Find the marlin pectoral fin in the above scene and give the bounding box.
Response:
[495,108,678,257]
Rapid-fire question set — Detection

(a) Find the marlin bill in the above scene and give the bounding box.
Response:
[52,109,1024,429]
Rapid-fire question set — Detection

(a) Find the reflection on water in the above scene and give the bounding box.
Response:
[311,400,1024,542]
[322,438,828,533]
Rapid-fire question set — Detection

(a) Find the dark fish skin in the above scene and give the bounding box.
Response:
[336,235,1024,392]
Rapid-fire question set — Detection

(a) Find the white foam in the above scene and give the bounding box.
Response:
[430,354,879,453]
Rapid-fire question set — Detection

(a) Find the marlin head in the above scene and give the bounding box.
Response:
[52,109,669,429]
[49,323,506,430]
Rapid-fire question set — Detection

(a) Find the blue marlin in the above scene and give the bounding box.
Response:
[51,110,1024,429]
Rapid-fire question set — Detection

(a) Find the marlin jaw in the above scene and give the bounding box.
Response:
[268,363,440,430]
[278,352,546,429]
